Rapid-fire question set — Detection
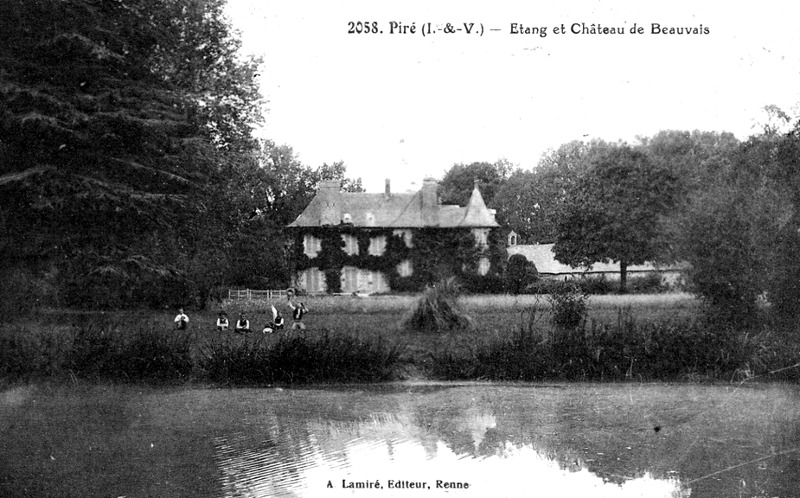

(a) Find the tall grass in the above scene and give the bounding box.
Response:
[200,332,402,384]
[0,325,195,382]
[0,323,401,385]
[430,310,800,382]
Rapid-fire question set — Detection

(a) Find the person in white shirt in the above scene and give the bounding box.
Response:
[216,311,229,331]
[174,308,189,330]
[288,301,308,330]
[235,313,251,333]
[263,304,285,333]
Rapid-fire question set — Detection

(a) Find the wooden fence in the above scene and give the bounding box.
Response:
[227,289,289,301]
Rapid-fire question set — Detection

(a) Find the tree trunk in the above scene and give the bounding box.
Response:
[619,260,628,293]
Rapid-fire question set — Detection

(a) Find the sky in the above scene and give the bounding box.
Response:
[225,0,800,193]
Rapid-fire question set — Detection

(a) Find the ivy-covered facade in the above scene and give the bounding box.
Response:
[287,179,505,294]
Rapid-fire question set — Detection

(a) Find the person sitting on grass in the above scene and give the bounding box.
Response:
[216,311,229,331]
[174,308,189,330]
[262,305,285,334]
[235,313,251,333]
[288,301,308,331]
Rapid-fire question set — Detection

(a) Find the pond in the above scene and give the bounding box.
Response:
[1,382,798,497]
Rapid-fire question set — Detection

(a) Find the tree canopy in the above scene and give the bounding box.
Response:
[553,144,679,291]
[668,114,800,321]
[438,160,514,207]
[493,140,606,243]
[0,0,271,308]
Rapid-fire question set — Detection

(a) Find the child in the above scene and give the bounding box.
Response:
[235,313,251,333]
[174,308,189,330]
[216,312,229,331]
[288,301,308,330]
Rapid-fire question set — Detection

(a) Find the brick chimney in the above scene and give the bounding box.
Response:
[384,178,391,199]
[318,179,341,225]
[421,178,439,226]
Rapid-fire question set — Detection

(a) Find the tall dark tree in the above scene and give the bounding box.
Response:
[675,115,800,321]
[259,140,363,227]
[553,144,678,292]
[439,159,514,207]
[0,0,264,308]
[764,119,800,319]
[671,180,781,321]
[638,130,740,202]
[493,140,605,243]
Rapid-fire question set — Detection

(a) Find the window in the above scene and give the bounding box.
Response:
[342,266,358,292]
[478,257,491,276]
[472,229,489,249]
[302,268,325,293]
[360,270,389,293]
[368,235,387,256]
[342,233,359,255]
[397,259,413,277]
[303,234,321,257]
[392,229,413,248]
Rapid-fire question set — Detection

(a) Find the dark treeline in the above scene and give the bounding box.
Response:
[0,0,360,313]
[441,111,800,324]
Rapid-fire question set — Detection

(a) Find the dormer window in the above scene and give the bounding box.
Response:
[366,212,375,227]
[509,232,518,246]
[342,213,352,224]
[342,233,358,255]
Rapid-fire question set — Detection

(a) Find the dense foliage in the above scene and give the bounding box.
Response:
[438,160,514,207]
[432,314,797,382]
[553,145,679,292]
[0,0,259,308]
[669,117,800,322]
[0,0,359,311]
[290,226,504,293]
[493,140,602,243]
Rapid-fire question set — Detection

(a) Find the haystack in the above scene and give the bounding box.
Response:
[402,278,473,332]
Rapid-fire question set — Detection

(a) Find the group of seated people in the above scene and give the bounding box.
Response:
[215,304,289,334]
[174,300,308,334]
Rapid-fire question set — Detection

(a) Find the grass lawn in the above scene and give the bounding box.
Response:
[1,293,699,379]
[8,291,793,385]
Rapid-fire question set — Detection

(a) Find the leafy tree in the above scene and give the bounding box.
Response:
[493,140,607,243]
[553,144,678,292]
[439,160,514,207]
[259,140,363,226]
[662,112,800,322]
[149,0,264,153]
[506,254,538,295]
[0,0,265,308]
[638,130,740,202]
[764,119,800,319]
[672,181,783,322]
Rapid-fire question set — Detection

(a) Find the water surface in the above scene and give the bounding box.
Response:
[1,382,798,497]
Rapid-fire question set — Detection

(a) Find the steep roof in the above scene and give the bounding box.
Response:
[288,181,500,228]
[460,183,498,227]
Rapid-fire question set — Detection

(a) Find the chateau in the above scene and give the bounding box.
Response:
[287,178,501,294]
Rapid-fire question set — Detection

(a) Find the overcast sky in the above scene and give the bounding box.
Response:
[225,0,800,192]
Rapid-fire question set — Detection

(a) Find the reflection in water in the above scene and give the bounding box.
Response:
[5,383,796,497]
[213,408,687,498]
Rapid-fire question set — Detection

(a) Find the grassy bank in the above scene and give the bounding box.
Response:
[431,313,800,382]
[0,293,798,385]
[0,324,402,385]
